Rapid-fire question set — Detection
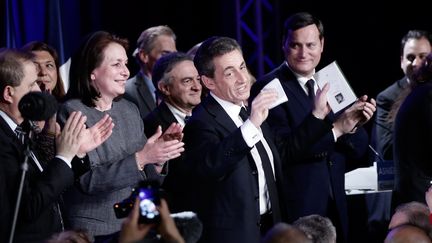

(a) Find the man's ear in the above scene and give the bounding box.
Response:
[138,50,149,64]
[201,75,214,90]
[158,82,170,96]
[2,86,14,104]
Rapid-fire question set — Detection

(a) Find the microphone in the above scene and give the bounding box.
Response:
[18,92,58,121]
[171,211,203,243]
[368,144,384,162]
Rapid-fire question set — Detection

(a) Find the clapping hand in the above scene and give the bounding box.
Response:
[135,125,185,168]
[76,114,114,157]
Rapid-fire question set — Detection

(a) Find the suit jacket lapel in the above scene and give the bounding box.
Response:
[158,101,179,125]
[0,115,22,149]
[278,64,312,111]
[136,73,156,111]
[399,76,410,89]
[203,96,238,133]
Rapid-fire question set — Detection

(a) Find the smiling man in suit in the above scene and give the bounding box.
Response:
[250,12,376,242]
[167,35,337,243]
[143,52,202,196]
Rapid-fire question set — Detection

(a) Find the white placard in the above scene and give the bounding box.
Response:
[314,61,357,113]
[262,78,288,109]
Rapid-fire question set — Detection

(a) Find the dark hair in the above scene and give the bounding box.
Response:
[282,12,324,46]
[400,30,432,56]
[21,41,66,100]
[186,42,203,59]
[134,25,176,58]
[152,52,192,90]
[66,31,129,107]
[0,48,35,99]
[193,36,242,78]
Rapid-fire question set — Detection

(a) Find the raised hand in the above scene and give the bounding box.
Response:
[355,95,376,127]
[135,125,185,168]
[249,89,278,128]
[312,82,331,119]
[77,114,114,157]
[56,111,87,161]
[157,199,185,243]
[162,122,184,142]
[119,197,152,243]
[333,95,376,138]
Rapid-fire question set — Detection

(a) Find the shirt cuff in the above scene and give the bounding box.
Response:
[240,119,262,147]
[55,155,72,168]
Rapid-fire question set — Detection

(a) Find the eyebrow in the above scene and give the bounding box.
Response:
[223,61,245,71]
[34,60,55,64]
[114,58,128,62]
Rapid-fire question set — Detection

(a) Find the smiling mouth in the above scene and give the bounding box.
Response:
[237,85,248,92]
[37,80,51,83]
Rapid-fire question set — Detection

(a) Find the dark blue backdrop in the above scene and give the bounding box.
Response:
[2,0,432,98]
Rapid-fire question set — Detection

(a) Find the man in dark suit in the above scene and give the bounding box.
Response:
[375,30,431,161]
[125,26,177,119]
[0,48,112,243]
[250,12,376,242]
[143,52,202,207]
[371,30,431,240]
[170,36,335,243]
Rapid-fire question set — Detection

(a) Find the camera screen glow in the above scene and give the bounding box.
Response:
[139,189,159,219]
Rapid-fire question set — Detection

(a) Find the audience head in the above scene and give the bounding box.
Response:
[21,41,66,99]
[0,48,40,124]
[262,222,312,243]
[134,25,177,77]
[385,224,432,243]
[193,36,242,78]
[389,201,431,233]
[186,42,202,59]
[293,214,337,243]
[400,30,432,79]
[282,12,324,77]
[193,36,250,106]
[67,31,129,107]
[152,52,201,113]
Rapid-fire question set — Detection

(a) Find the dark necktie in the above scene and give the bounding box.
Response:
[15,125,26,144]
[239,107,249,121]
[306,79,315,103]
[239,107,280,217]
[184,115,191,123]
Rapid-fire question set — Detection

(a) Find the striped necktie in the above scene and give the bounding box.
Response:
[15,125,26,144]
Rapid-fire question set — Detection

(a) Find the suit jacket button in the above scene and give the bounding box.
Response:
[329,161,333,166]
[252,170,258,175]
